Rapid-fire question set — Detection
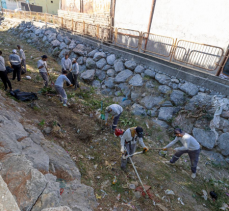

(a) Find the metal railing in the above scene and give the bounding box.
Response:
[2,9,225,74]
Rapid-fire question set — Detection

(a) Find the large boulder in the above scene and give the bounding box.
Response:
[96,58,107,69]
[114,60,124,72]
[131,103,147,116]
[80,69,95,83]
[105,77,115,88]
[201,150,226,165]
[57,34,64,42]
[35,29,43,35]
[134,65,144,74]
[88,49,98,58]
[73,44,86,56]
[158,107,180,122]
[92,80,101,89]
[64,37,71,45]
[0,154,47,211]
[129,74,143,87]
[158,85,171,94]
[155,73,170,85]
[93,52,106,62]
[144,69,156,78]
[131,91,141,101]
[140,96,164,109]
[170,90,186,106]
[124,60,137,70]
[48,33,57,42]
[185,93,212,111]
[95,70,106,80]
[59,42,68,50]
[59,49,70,59]
[114,69,133,83]
[172,114,195,134]
[221,110,229,119]
[218,133,229,156]
[86,58,96,69]
[106,54,116,65]
[118,83,131,96]
[107,69,115,77]
[77,56,84,65]
[102,65,111,71]
[145,81,155,90]
[192,128,216,149]
[152,119,169,129]
[51,40,60,47]
[32,174,60,211]
[179,82,199,96]
[69,40,76,49]
[217,118,229,133]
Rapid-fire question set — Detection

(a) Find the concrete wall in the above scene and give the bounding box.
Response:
[114,0,229,51]
[114,0,152,32]
[34,0,60,14]
[5,0,22,10]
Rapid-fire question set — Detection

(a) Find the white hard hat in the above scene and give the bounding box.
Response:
[12,49,17,53]
[26,76,31,80]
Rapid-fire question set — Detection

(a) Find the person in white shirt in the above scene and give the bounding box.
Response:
[71,58,79,90]
[163,128,201,179]
[37,55,49,87]
[0,51,12,91]
[17,45,26,73]
[61,54,72,73]
[120,126,149,170]
[55,70,73,107]
[105,104,123,130]
[9,49,21,81]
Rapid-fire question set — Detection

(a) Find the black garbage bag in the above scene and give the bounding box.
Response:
[66,72,75,86]
[10,89,38,101]
[6,66,13,74]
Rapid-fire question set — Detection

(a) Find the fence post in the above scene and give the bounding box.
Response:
[83,21,85,34]
[30,11,31,20]
[19,11,21,19]
[36,13,38,21]
[45,13,47,24]
[72,19,74,31]
[96,24,99,39]
[61,17,63,28]
[170,38,177,62]
[138,32,143,52]
[114,28,118,44]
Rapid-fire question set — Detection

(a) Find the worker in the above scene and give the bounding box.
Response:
[61,53,72,73]
[9,49,21,81]
[0,51,12,91]
[71,58,80,90]
[105,104,123,131]
[120,126,149,170]
[55,70,73,107]
[37,55,49,87]
[17,45,26,73]
[163,128,201,179]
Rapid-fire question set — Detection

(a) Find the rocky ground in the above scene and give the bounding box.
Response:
[0,17,228,211]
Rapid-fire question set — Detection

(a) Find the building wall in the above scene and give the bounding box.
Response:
[4,0,23,10]
[114,0,229,51]
[33,0,60,15]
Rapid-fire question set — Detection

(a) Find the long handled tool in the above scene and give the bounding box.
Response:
[123,148,148,197]
[44,65,54,86]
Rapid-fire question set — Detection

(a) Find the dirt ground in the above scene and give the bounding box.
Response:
[0,30,229,211]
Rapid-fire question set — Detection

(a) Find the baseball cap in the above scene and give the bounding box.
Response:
[42,55,48,59]
[136,126,144,138]
[12,49,17,53]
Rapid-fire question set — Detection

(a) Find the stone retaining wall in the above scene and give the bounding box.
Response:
[2,18,229,165]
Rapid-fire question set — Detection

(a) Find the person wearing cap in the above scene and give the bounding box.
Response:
[61,54,72,73]
[17,45,26,73]
[71,58,79,90]
[0,51,12,91]
[55,70,73,107]
[105,104,123,131]
[38,55,49,87]
[120,126,149,170]
[163,128,201,179]
[9,49,21,81]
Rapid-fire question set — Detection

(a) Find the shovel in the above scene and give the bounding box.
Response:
[123,148,149,197]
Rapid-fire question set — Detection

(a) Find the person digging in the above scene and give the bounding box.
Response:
[55,70,73,107]
[120,126,149,170]
[105,104,123,132]
[163,128,201,179]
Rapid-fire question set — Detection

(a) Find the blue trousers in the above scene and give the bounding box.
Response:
[112,113,121,130]
[170,148,201,173]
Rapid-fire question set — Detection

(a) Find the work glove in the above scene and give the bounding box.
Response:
[143,147,149,152]
[121,146,125,154]
[105,122,108,126]
[112,116,114,120]
[47,73,50,76]
[69,84,73,87]
[163,147,167,151]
